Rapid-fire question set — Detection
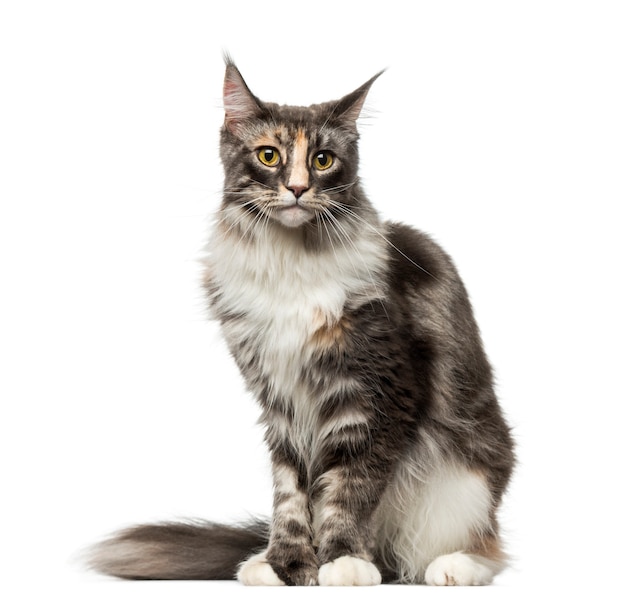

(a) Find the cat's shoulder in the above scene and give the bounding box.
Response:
[384,221,458,292]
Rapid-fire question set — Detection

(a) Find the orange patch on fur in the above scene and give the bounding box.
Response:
[252,135,280,149]
[295,128,308,150]
[251,126,289,153]
[288,129,310,191]
[469,530,506,564]
[310,309,351,350]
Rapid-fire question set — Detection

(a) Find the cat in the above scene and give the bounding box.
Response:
[87,58,515,586]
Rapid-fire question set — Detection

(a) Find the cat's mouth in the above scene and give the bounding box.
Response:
[271,202,316,229]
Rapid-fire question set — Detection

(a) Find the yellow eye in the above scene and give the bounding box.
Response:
[313,151,334,171]
[257,147,280,167]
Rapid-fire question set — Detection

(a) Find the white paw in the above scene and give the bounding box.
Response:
[318,556,382,586]
[237,551,285,586]
[425,552,494,586]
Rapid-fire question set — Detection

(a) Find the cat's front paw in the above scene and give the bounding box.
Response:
[237,550,285,586]
[318,556,382,586]
[266,547,319,586]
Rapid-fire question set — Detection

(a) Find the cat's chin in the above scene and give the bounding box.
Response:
[273,204,315,229]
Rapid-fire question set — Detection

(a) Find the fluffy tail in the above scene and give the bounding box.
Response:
[87,519,269,580]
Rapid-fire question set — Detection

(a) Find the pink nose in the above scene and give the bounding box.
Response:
[288,185,309,198]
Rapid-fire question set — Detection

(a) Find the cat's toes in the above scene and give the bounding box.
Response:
[237,551,285,586]
[265,546,319,585]
[318,556,382,586]
[270,561,318,586]
[425,552,494,586]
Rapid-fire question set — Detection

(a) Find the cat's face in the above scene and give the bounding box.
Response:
[219,62,381,237]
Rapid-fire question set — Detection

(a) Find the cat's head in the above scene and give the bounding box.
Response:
[219,59,382,237]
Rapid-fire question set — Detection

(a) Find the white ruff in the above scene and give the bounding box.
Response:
[207,218,387,458]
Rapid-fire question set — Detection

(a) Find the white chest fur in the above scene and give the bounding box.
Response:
[208,222,387,407]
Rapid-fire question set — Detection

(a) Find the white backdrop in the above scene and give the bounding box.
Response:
[1,1,625,606]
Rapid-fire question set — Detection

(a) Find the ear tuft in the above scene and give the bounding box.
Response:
[332,70,385,131]
[222,57,264,136]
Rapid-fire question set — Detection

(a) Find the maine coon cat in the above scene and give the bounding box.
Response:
[88,59,515,586]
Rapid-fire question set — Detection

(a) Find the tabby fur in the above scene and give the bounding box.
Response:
[88,58,514,586]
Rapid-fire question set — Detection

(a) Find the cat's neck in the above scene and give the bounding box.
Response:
[209,207,389,307]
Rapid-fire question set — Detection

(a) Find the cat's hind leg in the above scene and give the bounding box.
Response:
[376,458,508,585]
[424,532,507,585]
[423,487,508,586]
[424,550,501,586]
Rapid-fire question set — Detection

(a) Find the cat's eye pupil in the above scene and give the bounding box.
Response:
[315,152,333,170]
[258,147,279,166]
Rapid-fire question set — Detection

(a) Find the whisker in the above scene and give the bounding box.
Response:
[318,208,342,271]
[217,195,269,240]
[246,177,275,190]
[239,201,270,244]
[326,200,436,280]
[217,206,255,240]
[223,189,271,195]
[320,181,358,195]
[320,208,390,321]
[314,210,320,248]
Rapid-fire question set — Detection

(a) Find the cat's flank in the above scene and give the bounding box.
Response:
[88,59,514,586]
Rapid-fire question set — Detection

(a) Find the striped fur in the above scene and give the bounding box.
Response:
[87,59,514,586]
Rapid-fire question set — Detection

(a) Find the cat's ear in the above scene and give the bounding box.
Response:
[332,71,384,132]
[223,58,265,136]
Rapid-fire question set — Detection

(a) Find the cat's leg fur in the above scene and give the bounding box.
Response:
[313,467,383,586]
[244,398,399,585]
[239,449,318,586]
[311,420,400,586]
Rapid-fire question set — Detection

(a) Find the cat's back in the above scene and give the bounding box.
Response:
[383,221,486,365]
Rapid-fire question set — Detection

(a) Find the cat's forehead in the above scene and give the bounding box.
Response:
[247,103,353,150]
[251,123,318,150]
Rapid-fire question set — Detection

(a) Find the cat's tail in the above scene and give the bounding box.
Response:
[86,518,269,580]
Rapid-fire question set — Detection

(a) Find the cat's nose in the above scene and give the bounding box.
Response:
[288,185,309,199]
